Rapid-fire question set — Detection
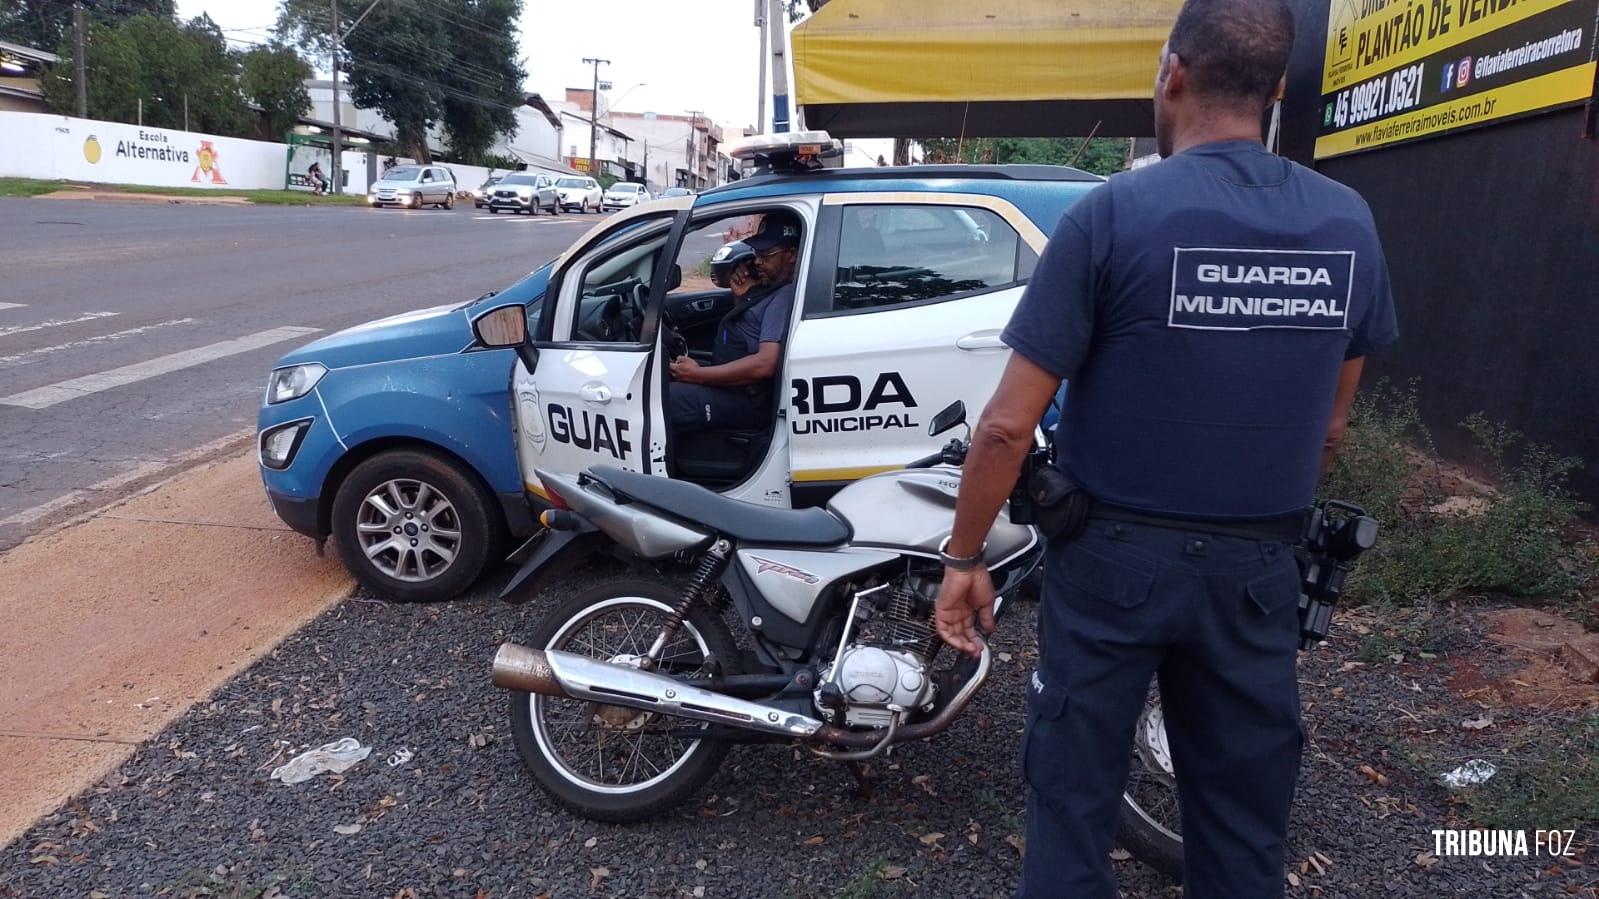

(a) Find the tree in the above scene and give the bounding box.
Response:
[0,0,174,51]
[38,13,252,136]
[240,44,313,140]
[438,0,523,164]
[276,0,525,163]
[918,136,1130,176]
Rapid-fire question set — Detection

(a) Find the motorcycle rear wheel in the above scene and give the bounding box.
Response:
[508,578,738,821]
[1117,687,1184,879]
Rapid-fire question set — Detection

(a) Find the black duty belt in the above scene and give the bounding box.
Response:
[1089,502,1308,544]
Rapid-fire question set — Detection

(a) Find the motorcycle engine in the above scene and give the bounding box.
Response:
[815,578,941,729]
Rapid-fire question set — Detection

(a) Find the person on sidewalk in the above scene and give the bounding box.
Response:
[930,1,1399,896]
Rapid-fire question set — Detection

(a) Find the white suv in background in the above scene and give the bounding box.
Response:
[555,176,603,213]
[601,181,650,210]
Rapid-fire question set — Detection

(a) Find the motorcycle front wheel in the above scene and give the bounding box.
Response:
[508,578,738,821]
[1117,686,1184,879]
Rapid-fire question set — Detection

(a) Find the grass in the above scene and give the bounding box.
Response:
[1465,712,1599,831]
[0,177,369,206]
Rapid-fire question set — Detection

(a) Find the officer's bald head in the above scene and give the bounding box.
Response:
[1166,0,1294,107]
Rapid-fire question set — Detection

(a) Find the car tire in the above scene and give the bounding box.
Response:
[444,192,455,209]
[488,207,497,214]
[331,449,500,602]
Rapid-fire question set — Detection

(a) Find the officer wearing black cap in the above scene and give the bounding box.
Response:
[932,1,1398,896]
[668,214,801,432]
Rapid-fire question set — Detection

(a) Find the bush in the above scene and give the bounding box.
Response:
[1324,383,1592,606]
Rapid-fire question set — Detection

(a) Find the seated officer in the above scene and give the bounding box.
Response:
[667,215,800,433]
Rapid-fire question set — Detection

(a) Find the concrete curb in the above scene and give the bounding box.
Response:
[37,190,254,206]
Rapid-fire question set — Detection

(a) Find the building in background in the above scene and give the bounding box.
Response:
[0,40,57,114]
[607,110,726,192]
[552,88,638,181]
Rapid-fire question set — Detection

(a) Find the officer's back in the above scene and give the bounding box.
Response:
[1009,142,1396,520]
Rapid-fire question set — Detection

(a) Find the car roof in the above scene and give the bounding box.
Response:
[696,164,1104,234]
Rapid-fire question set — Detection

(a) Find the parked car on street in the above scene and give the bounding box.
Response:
[472,176,502,208]
[368,165,457,209]
[258,131,1099,601]
[555,176,603,213]
[601,181,650,210]
[488,172,560,215]
[658,186,694,199]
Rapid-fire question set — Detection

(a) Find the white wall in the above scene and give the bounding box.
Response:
[0,111,288,189]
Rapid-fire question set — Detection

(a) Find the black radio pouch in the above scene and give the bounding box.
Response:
[1029,466,1092,540]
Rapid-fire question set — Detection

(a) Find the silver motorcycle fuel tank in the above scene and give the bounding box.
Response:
[826,467,1038,566]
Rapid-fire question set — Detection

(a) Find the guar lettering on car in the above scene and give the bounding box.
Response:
[547,404,633,461]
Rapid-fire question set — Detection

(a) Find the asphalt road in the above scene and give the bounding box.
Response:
[0,197,598,549]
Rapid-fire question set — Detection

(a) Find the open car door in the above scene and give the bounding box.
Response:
[512,203,691,499]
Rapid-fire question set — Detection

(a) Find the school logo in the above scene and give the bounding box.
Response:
[191,140,227,184]
[83,135,102,164]
[1169,247,1355,332]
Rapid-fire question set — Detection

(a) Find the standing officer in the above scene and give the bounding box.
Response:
[933,1,1398,897]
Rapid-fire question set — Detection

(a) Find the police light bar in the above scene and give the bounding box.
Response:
[728,131,843,175]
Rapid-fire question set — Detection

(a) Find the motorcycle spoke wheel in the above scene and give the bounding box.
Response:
[532,598,713,794]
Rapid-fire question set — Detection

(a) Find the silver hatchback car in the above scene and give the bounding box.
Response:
[368,165,457,209]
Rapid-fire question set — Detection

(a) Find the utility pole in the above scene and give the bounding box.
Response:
[685,109,703,189]
[755,0,767,132]
[766,0,790,132]
[583,57,610,178]
[329,0,343,194]
[72,2,87,118]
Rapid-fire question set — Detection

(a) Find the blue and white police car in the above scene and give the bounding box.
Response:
[257,132,1098,601]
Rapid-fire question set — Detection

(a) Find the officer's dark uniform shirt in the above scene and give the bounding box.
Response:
[1003,140,1398,520]
[718,281,796,361]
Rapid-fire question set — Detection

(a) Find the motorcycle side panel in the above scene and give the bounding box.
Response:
[537,469,712,559]
[826,468,1037,566]
[734,546,900,625]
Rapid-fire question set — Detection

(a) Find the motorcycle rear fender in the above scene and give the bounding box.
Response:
[498,523,607,603]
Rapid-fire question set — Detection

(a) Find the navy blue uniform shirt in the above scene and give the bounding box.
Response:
[1003,141,1398,519]
[723,281,796,356]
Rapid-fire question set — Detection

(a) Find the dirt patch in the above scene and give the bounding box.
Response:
[1481,608,1599,707]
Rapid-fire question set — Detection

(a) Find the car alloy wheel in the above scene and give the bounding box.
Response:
[354,478,462,583]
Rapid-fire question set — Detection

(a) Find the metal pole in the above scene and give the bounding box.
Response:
[767,0,789,132]
[583,57,609,178]
[137,97,142,126]
[330,0,343,194]
[755,0,767,132]
[72,2,87,118]
[685,109,703,189]
[184,93,189,132]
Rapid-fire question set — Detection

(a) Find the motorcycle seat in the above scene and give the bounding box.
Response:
[587,466,851,546]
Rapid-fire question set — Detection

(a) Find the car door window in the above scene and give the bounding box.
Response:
[826,204,1035,315]
[559,225,675,344]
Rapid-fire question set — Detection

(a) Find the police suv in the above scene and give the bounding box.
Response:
[257,132,1100,600]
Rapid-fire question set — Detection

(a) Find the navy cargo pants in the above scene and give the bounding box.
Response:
[669,382,765,433]
[1016,520,1304,899]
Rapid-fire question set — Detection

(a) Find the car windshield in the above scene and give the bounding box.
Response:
[380,166,423,181]
[482,177,500,186]
[611,184,640,193]
[500,174,538,185]
[556,177,587,187]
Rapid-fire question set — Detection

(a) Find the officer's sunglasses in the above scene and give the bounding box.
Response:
[756,246,794,260]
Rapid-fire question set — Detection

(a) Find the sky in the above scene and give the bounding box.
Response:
[180,0,778,131]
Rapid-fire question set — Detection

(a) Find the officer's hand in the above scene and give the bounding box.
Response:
[729,266,754,297]
[934,566,996,659]
[669,356,701,383]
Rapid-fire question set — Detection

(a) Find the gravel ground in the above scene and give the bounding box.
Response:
[1,567,1594,899]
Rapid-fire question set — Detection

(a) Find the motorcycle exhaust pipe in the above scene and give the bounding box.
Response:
[492,643,826,739]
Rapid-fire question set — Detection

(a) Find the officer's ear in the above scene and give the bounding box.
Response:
[1161,51,1187,100]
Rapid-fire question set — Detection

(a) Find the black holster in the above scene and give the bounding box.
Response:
[1028,466,1093,540]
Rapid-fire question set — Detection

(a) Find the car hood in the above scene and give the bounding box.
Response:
[272,263,553,370]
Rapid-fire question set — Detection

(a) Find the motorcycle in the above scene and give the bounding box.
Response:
[490,398,1376,882]
[490,400,1044,820]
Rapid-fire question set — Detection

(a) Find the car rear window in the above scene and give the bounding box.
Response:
[825,204,1036,315]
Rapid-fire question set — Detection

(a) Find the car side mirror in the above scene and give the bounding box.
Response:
[928,400,966,437]
[668,263,682,291]
[473,304,538,372]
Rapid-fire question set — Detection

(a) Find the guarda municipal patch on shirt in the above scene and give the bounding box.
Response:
[1168,248,1355,331]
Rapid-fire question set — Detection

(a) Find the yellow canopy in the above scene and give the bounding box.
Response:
[792,0,1181,138]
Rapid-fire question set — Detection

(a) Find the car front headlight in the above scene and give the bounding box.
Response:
[259,419,312,470]
[266,363,327,404]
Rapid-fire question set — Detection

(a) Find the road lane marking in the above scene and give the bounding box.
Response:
[0,303,24,311]
[0,318,196,367]
[0,311,118,338]
[0,327,320,409]
[0,427,254,529]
